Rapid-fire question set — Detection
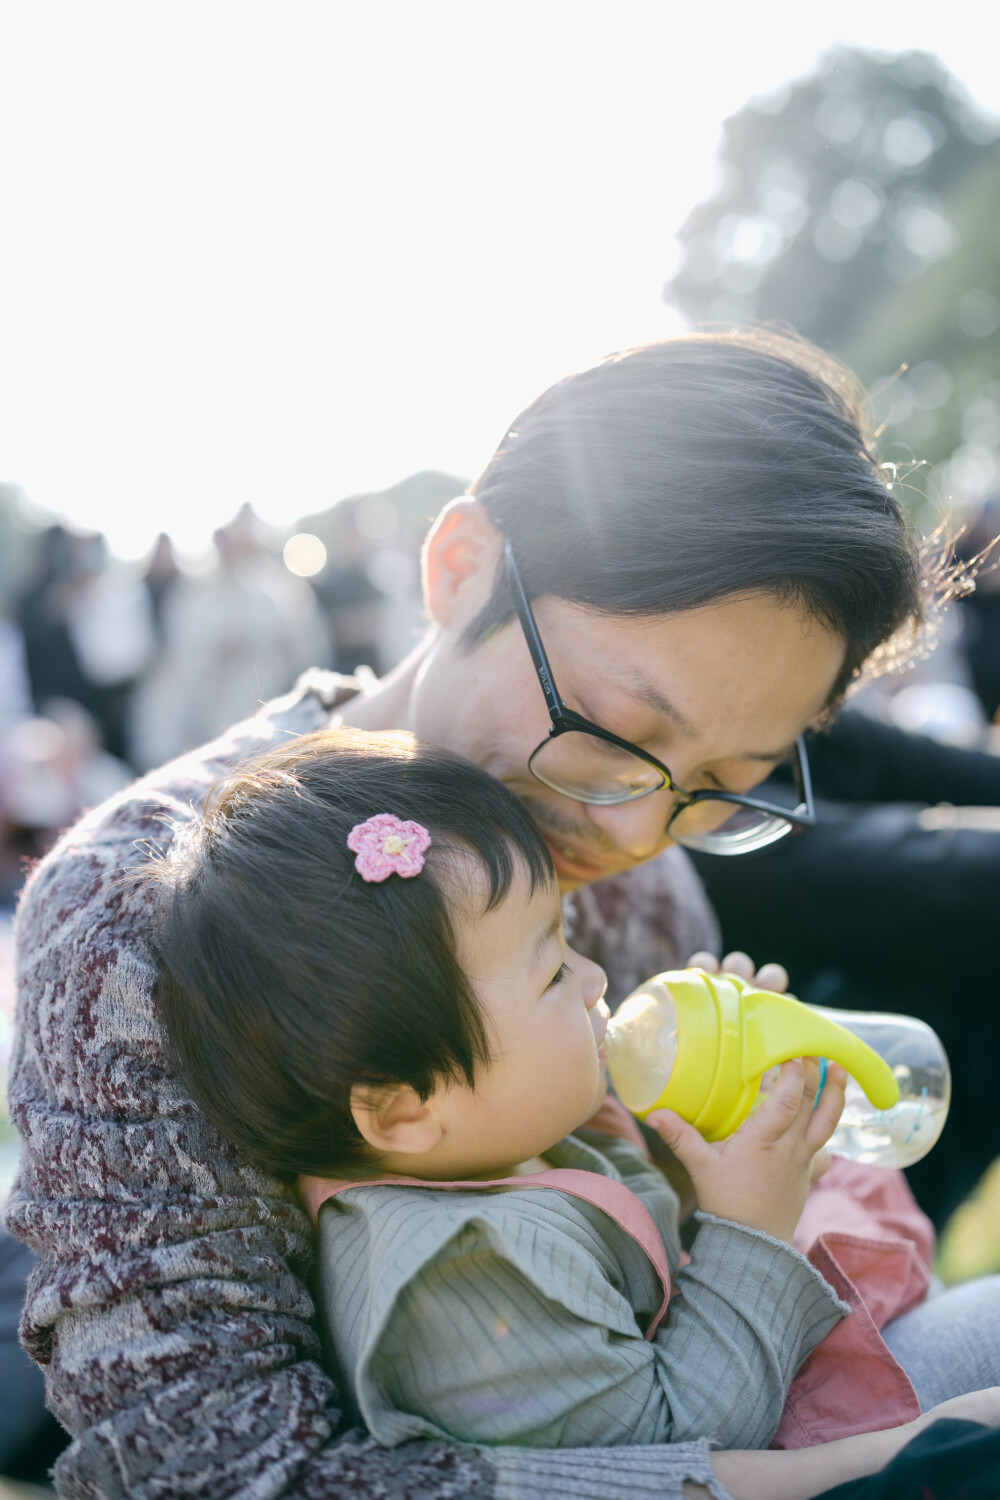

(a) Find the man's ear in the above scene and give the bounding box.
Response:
[422,498,501,629]
[350,1082,443,1158]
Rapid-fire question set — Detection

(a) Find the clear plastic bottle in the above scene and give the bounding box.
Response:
[755,1006,950,1169]
[604,970,950,1169]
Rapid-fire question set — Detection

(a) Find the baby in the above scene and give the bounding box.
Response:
[145,727,1000,1457]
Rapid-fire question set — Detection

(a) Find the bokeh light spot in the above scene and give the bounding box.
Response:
[959,289,1000,339]
[283,533,328,577]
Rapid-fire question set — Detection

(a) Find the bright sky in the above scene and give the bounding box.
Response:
[1,1,998,560]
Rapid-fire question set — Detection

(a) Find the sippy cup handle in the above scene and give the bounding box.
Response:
[739,987,900,1113]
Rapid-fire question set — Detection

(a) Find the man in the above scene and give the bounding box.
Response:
[4,331,928,1497]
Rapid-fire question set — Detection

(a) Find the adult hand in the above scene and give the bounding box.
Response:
[647,1057,847,1245]
[687,948,790,996]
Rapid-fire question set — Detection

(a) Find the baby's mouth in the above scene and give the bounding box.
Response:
[593,998,610,1053]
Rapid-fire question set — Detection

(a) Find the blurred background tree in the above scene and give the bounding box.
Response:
[663,47,1000,524]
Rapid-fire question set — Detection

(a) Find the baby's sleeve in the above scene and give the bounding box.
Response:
[658,1212,849,1447]
[353,1203,847,1451]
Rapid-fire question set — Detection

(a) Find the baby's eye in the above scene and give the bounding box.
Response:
[548,962,570,989]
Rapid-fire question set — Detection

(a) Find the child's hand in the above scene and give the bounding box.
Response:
[646,1058,847,1245]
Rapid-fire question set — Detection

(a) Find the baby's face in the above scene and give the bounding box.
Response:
[423,863,610,1180]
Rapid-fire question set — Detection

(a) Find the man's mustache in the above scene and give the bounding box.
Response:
[517,796,619,857]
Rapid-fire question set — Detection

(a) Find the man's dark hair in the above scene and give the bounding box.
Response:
[141,728,553,1180]
[465,329,924,699]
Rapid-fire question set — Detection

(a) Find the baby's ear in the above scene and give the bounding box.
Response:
[350,1082,443,1157]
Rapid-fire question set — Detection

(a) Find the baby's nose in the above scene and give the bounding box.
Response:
[583,958,608,1008]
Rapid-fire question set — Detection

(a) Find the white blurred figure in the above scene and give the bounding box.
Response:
[0,699,132,905]
[130,506,332,771]
[65,537,158,696]
[0,701,131,837]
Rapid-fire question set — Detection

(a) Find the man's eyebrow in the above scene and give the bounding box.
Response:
[532,914,562,967]
[738,740,797,764]
[613,673,798,764]
[619,673,697,733]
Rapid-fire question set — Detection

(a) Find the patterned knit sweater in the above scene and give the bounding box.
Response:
[5,671,733,1500]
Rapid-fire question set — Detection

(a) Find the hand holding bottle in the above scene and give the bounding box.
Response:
[606,966,949,1168]
[647,1057,847,1245]
[687,948,789,996]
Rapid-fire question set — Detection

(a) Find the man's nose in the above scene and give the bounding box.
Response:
[586,787,675,863]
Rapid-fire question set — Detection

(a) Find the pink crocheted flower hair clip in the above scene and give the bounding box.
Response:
[347,813,432,883]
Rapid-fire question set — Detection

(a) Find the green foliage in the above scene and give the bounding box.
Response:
[937,1156,1000,1283]
[664,47,1000,522]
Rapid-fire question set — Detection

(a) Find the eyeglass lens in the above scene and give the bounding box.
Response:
[528,730,666,805]
[529,729,800,851]
[667,800,794,854]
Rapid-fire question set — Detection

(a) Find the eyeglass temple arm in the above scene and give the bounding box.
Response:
[795,734,815,817]
[504,540,565,720]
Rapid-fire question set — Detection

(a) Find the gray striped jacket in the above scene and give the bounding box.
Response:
[316,1131,846,1453]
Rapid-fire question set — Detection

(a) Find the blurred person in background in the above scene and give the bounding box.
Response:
[141,531,180,642]
[314,510,387,676]
[17,525,156,766]
[16,526,94,725]
[9,330,996,1500]
[0,579,134,907]
[63,532,157,765]
[0,703,132,907]
[129,504,332,771]
[0,617,33,906]
[0,617,31,740]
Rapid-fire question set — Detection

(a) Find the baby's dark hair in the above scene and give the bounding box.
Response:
[143,728,553,1179]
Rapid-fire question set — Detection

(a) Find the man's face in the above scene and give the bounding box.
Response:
[411,503,846,891]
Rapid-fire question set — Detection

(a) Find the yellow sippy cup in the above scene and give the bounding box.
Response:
[604,969,950,1169]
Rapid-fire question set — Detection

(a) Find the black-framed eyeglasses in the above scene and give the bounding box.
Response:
[504,539,815,855]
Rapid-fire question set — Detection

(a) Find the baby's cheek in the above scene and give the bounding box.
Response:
[580,1038,606,1100]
